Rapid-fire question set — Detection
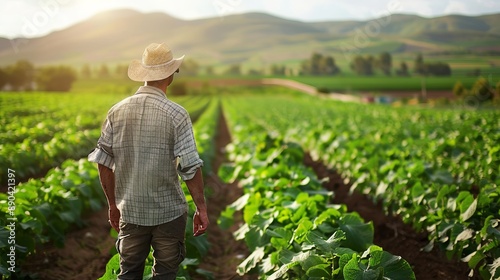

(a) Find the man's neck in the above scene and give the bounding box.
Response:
[144,82,167,95]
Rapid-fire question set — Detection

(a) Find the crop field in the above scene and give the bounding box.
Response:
[289,75,490,92]
[1,81,499,280]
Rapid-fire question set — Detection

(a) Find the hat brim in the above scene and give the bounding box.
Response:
[127,55,184,82]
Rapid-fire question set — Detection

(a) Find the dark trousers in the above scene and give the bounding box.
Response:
[116,212,187,280]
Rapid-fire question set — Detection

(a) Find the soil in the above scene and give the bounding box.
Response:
[21,207,115,279]
[194,110,258,280]
[19,107,478,280]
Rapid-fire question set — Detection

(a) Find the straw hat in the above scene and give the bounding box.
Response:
[128,43,184,82]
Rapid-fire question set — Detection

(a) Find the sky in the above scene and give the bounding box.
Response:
[0,0,499,39]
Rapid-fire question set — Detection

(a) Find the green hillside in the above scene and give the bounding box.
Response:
[0,10,498,67]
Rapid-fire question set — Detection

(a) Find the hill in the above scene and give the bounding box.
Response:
[0,9,499,66]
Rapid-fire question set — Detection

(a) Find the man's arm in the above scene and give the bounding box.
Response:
[97,164,120,232]
[185,167,209,236]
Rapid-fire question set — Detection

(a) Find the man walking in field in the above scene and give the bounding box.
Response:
[88,43,209,279]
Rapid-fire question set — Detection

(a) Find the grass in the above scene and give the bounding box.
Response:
[285,75,489,92]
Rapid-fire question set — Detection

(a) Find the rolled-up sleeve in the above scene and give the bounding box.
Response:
[88,117,115,170]
[174,115,203,181]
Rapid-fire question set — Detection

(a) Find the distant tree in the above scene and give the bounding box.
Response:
[98,64,110,78]
[396,62,410,76]
[453,81,467,97]
[270,64,286,76]
[225,64,241,76]
[180,59,200,76]
[424,62,451,76]
[0,68,8,89]
[81,64,92,79]
[205,65,215,76]
[377,52,392,76]
[248,68,263,76]
[351,55,374,76]
[322,56,340,75]
[36,65,77,91]
[7,60,35,90]
[367,55,375,73]
[301,53,340,75]
[114,64,128,79]
[414,53,425,75]
[310,52,323,75]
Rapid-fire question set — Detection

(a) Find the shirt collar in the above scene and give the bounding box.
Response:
[135,86,166,98]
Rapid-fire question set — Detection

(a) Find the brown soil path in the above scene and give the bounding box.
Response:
[194,109,257,280]
[22,207,115,279]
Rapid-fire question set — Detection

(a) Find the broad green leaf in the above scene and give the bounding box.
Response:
[343,254,383,280]
[302,255,328,272]
[410,182,425,203]
[369,250,416,280]
[460,197,477,222]
[306,263,331,278]
[429,170,454,184]
[291,204,307,223]
[98,253,120,279]
[307,230,345,253]
[218,207,236,230]
[455,228,474,243]
[243,197,260,224]
[180,258,200,266]
[338,213,374,252]
[252,210,274,230]
[268,261,295,280]
[293,218,314,243]
[186,234,210,256]
[229,193,250,211]
[462,251,485,269]
[237,247,265,275]
[244,226,266,251]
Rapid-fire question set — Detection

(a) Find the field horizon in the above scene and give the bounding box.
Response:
[0,9,499,70]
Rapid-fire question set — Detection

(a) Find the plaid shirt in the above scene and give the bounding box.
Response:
[88,86,203,226]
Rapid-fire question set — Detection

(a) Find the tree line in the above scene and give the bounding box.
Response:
[0,60,77,92]
[297,52,451,77]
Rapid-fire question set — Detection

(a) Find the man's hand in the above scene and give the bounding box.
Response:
[185,168,209,237]
[97,164,119,232]
[193,209,209,237]
[109,205,121,233]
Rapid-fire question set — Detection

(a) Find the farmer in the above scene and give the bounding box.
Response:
[88,42,209,279]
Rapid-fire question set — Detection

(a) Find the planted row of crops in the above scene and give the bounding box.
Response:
[222,87,500,279]
[0,92,210,184]
[217,98,415,279]
[0,92,127,183]
[0,159,106,276]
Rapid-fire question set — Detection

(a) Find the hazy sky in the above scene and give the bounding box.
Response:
[1,0,499,38]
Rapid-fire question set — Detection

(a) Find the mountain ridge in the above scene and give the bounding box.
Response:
[0,9,499,66]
